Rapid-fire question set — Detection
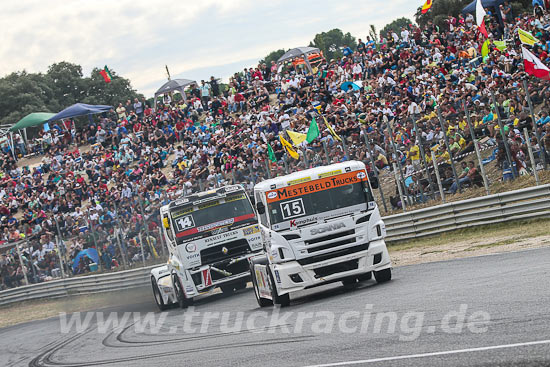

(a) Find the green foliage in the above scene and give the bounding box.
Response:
[259,49,287,66]
[381,17,414,37]
[0,62,141,126]
[309,29,356,60]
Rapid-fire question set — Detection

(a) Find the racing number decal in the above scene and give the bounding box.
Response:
[175,215,195,232]
[280,198,305,220]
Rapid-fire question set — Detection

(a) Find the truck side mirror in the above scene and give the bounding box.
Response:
[368,172,379,189]
[256,201,266,215]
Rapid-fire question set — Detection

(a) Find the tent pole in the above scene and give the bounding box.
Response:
[9,132,16,160]
[303,53,313,74]
[153,95,158,112]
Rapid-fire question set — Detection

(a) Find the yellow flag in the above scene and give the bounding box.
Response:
[286,130,308,146]
[279,135,299,160]
[323,117,343,142]
[518,28,539,46]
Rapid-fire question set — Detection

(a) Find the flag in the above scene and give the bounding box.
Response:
[421,0,433,14]
[287,130,308,146]
[493,40,507,51]
[518,28,539,46]
[522,47,550,81]
[267,143,277,162]
[99,66,112,83]
[323,117,343,142]
[481,39,491,63]
[476,0,488,38]
[306,117,320,143]
[312,101,322,113]
[279,135,299,160]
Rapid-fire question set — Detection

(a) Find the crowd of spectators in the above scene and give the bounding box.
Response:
[2,3,550,289]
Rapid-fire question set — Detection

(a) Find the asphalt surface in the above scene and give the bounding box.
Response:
[1,247,550,367]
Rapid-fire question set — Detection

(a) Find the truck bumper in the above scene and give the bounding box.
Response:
[270,239,391,296]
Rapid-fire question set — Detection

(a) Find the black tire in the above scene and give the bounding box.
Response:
[342,277,358,289]
[151,277,167,311]
[234,280,248,291]
[357,272,372,282]
[250,261,273,307]
[374,268,392,283]
[172,273,193,308]
[268,267,290,307]
[220,284,235,294]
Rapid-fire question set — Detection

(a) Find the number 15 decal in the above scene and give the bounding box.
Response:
[280,198,305,220]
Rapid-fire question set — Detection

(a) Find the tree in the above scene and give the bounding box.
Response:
[381,17,415,37]
[259,49,287,66]
[309,29,356,60]
[0,62,141,127]
[369,25,379,44]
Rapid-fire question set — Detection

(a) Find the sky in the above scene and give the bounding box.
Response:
[2,0,420,97]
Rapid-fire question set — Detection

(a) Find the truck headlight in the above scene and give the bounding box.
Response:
[186,243,197,252]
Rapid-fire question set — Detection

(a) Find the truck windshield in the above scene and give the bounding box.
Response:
[170,193,255,243]
[267,178,371,226]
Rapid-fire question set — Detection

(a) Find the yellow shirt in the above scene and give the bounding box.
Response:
[408,145,420,161]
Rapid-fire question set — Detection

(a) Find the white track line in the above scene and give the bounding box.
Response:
[302,339,550,367]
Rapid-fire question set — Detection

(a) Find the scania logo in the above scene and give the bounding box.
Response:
[221,247,229,255]
[310,222,345,235]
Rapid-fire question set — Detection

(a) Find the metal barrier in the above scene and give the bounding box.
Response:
[0,265,159,307]
[1,184,549,307]
[384,184,550,242]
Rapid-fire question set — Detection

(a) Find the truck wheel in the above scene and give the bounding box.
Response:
[357,272,372,282]
[220,284,235,294]
[151,277,167,311]
[374,268,392,283]
[250,261,273,307]
[172,273,193,308]
[342,277,358,289]
[234,280,248,291]
[268,268,290,307]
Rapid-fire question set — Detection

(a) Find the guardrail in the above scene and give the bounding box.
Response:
[0,265,160,307]
[1,184,549,307]
[384,184,550,242]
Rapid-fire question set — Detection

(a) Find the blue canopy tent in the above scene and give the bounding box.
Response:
[72,248,99,271]
[462,0,506,28]
[47,103,113,124]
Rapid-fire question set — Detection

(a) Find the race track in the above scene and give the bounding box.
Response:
[2,247,550,367]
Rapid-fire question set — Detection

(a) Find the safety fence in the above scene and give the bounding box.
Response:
[1,184,549,307]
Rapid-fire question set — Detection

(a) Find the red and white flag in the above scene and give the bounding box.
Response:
[522,47,550,80]
[476,0,488,38]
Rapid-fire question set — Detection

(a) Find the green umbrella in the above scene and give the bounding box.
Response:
[10,112,55,132]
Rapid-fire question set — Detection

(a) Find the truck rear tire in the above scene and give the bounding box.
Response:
[172,273,193,308]
[151,277,167,311]
[220,284,235,294]
[374,268,392,283]
[268,268,290,307]
[250,260,273,307]
[342,277,358,289]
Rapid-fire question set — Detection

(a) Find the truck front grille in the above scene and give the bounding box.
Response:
[297,243,369,266]
[305,229,355,246]
[200,238,250,265]
[313,259,359,278]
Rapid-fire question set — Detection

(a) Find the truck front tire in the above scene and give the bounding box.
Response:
[172,273,193,308]
[374,268,392,283]
[268,267,290,307]
[151,277,168,311]
[250,259,273,307]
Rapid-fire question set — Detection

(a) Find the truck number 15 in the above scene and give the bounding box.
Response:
[280,199,305,219]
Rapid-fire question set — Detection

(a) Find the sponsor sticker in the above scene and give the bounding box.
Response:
[242,225,260,236]
[197,218,235,232]
[202,268,213,287]
[265,170,368,204]
[319,170,342,178]
[287,177,311,186]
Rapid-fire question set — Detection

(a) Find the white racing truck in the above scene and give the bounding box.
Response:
[250,161,392,307]
[150,185,263,310]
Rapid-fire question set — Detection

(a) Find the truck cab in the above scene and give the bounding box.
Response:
[250,161,392,307]
[150,185,263,310]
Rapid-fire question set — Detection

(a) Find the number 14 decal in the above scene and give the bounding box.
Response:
[280,198,305,220]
